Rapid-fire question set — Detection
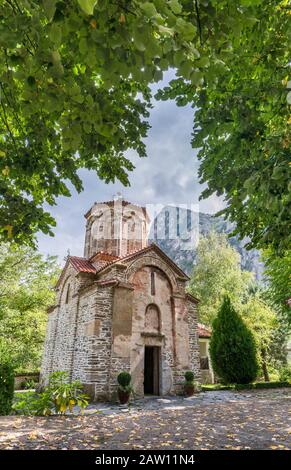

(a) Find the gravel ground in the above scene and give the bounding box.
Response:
[0,388,290,450]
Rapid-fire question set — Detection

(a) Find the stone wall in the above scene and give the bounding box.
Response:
[128,265,175,397]
[41,248,201,401]
[187,298,201,384]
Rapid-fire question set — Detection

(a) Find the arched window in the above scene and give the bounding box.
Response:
[65,284,71,304]
[145,304,160,334]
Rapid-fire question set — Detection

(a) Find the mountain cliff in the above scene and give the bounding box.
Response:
[149,206,264,279]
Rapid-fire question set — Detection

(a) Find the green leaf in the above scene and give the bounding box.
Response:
[175,18,197,41]
[43,0,56,21]
[140,2,157,18]
[168,0,182,14]
[49,23,62,46]
[77,0,97,15]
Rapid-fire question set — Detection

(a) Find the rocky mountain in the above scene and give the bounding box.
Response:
[149,206,264,279]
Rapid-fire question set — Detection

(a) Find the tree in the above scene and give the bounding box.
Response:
[188,232,252,325]
[240,294,278,382]
[0,243,60,371]
[1,1,285,248]
[262,249,291,324]
[157,0,290,253]
[210,296,258,384]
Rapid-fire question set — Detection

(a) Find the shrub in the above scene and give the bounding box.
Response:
[210,296,258,384]
[20,378,37,390]
[278,365,291,383]
[117,372,131,390]
[0,361,15,415]
[13,371,89,416]
[184,371,194,383]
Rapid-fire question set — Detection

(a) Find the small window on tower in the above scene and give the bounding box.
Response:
[99,224,103,232]
[131,223,135,232]
[151,271,155,296]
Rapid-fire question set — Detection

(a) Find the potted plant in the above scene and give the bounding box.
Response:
[184,371,195,397]
[117,372,132,404]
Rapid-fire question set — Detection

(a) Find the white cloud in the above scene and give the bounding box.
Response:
[37,77,225,260]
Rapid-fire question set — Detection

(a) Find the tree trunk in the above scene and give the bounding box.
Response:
[261,348,270,382]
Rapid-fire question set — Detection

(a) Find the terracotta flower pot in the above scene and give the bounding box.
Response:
[118,388,130,404]
[184,383,195,397]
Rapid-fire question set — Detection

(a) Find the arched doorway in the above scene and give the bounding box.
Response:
[144,304,161,395]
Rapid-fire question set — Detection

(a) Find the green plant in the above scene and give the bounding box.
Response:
[202,381,291,392]
[278,365,291,383]
[117,372,132,391]
[20,378,37,390]
[0,360,15,415]
[210,296,259,384]
[184,371,194,384]
[12,371,89,416]
[13,391,53,416]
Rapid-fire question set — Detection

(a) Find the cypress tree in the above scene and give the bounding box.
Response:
[210,296,258,384]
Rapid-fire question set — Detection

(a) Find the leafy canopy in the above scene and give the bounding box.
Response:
[0,0,281,247]
[157,0,290,253]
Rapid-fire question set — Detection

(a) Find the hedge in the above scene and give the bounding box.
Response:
[202,381,291,392]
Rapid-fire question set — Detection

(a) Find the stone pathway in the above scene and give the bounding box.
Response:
[0,388,290,450]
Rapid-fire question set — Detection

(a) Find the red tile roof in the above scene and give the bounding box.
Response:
[198,323,212,338]
[68,256,96,274]
[89,252,119,263]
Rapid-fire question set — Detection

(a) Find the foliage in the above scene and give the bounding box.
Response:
[13,371,89,415]
[188,232,253,325]
[0,347,15,415]
[12,390,53,416]
[157,0,290,253]
[210,296,258,384]
[240,293,278,380]
[0,243,60,371]
[184,371,194,383]
[202,381,291,392]
[20,378,37,390]
[278,365,291,383]
[263,249,291,323]
[1,1,287,249]
[117,371,131,391]
[0,0,214,244]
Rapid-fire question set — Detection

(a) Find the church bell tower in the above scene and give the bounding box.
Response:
[83,196,149,259]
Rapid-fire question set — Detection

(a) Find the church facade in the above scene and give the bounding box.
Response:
[41,199,201,400]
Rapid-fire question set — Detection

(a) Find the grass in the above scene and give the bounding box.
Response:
[201,381,291,391]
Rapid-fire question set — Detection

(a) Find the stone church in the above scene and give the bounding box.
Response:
[41,198,201,400]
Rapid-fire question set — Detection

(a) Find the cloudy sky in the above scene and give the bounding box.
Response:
[37,72,224,261]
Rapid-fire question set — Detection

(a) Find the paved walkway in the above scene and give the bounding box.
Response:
[0,388,290,450]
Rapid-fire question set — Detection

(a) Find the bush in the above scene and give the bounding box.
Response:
[184,371,194,383]
[278,365,291,383]
[0,361,15,415]
[117,372,131,390]
[202,381,291,392]
[13,371,89,416]
[210,296,258,384]
[20,378,37,390]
